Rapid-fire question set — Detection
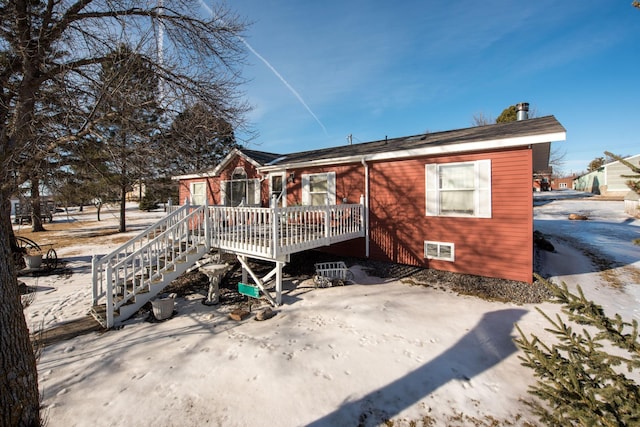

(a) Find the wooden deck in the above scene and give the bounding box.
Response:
[91,202,366,327]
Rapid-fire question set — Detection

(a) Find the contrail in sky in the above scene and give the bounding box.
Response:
[198,1,328,136]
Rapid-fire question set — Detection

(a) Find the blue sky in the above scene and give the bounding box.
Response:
[218,1,639,175]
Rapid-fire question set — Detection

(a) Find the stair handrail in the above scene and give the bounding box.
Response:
[108,205,206,311]
[101,203,192,263]
[92,203,194,305]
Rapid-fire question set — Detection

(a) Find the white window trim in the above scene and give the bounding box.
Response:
[424,241,455,261]
[301,172,336,205]
[269,172,286,207]
[425,159,491,218]
[190,181,206,205]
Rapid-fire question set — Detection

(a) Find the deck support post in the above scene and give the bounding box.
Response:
[204,198,210,251]
[275,260,283,306]
[271,195,279,258]
[236,255,282,307]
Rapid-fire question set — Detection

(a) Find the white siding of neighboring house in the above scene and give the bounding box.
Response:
[574,154,640,197]
[605,154,640,193]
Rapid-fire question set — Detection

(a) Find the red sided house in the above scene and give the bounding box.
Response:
[175,116,566,284]
[91,115,565,327]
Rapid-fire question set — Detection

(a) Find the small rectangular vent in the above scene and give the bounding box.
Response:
[424,241,455,262]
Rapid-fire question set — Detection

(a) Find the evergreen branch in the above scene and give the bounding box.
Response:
[516,276,640,425]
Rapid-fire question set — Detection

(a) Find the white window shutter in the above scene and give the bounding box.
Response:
[476,159,492,218]
[425,164,438,216]
[253,179,260,205]
[220,180,228,206]
[301,174,310,205]
[327,172,336,204]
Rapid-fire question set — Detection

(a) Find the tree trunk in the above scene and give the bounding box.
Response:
[119,140,127,233]
[29,178,45,232]
[0,197,41,427]
[119,183,126,233]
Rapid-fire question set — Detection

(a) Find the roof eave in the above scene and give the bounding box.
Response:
[171,171,217,180]
[259,130,567,172]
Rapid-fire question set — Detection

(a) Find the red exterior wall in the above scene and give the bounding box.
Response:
[177,156,264,206]
[287,163,367,259]
[362,147,534,283]
[285,163,365,206]
[179,147,535,283]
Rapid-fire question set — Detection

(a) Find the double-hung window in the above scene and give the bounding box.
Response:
[425,160,491,217]
[302,172,336,206]
[190,182,206,205]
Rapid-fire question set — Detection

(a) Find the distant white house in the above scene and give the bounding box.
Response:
[10,198,19,216]
[574,154,639,198]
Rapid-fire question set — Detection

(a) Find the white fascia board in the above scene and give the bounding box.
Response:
[258,131,566,172]
[210,148,242,176]
[171,172,216,180]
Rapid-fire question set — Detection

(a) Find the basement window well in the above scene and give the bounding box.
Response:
[424,241,455,261]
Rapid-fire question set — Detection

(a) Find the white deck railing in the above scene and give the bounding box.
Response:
[209,202,364,258]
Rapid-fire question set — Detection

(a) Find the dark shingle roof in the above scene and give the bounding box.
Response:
[238,149,284,165]
[257,115,564,166]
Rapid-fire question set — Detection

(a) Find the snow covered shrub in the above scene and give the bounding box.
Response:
[515,276,640,426]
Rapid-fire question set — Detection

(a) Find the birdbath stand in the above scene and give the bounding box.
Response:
[199,264,229,305]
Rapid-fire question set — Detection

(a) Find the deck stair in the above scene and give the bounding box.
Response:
[91,199,366,328]
[91,204,209,328]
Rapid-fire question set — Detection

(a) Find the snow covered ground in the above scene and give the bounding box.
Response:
[534,191,640,323]
[18,192,640,426]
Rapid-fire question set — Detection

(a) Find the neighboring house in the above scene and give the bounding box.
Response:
[554,175,577,190]
[125,181,146,202]
[574,154,640,198]
[574,169,603,194]
[174,116,566,284]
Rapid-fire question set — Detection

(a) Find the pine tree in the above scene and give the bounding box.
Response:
[515,276,640,426]
[93,44,162,232]
[161,102,239,175]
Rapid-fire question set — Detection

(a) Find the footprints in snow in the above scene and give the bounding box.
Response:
[221,313,435,368]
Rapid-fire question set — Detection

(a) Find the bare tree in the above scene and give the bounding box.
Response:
[549,145,567,175]
[0,1,249,424]
[471,111,494,126]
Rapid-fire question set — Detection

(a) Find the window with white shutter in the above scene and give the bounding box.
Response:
[425,160,491,218]
[301,172,336,205]
[190,182,206,205]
